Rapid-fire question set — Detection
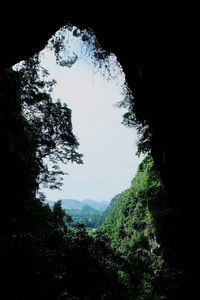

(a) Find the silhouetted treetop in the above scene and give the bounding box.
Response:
[16,54,83,189]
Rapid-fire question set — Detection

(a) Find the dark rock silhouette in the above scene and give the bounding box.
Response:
[0,6,197,298]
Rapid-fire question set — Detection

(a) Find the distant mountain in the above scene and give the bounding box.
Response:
[82,199,109,211]
[60,199,85,210]
[46,199,109,211]
[45,198,109,229]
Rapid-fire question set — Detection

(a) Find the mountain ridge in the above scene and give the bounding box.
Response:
[46,198,109,211]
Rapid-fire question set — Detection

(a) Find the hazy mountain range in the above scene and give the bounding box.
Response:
[46,199,109,212]
[45,199,109,228]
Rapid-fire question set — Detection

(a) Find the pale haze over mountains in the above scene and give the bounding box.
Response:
[46,198,109,211]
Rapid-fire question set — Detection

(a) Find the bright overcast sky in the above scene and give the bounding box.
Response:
[39,28,142,202]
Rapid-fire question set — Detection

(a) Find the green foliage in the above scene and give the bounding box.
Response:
[1,196,129,299]
[98,156,181,299]
[47,199,106,229]
[65,205,104,229]
[16,54,83,189]
[1,53,183,299]
[0,64,126,299]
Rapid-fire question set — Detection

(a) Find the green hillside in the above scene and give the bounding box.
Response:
[66,205,104,229]
[60,199,85,210]
[46,199,108,229]
[98,156,180,299]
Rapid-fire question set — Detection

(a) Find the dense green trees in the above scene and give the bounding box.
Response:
[1,195,127,299]
[98,156,182,299]
[65,205,104,229]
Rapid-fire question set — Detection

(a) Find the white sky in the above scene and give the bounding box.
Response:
[40,29,142,202]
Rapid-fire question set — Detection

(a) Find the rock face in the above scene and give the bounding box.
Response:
[0,6,197,297]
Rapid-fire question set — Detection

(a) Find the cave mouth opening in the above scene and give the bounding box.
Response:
[14,24,141,208]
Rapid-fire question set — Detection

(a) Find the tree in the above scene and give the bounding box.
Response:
[51,200,72,230]
[17,54,83,189]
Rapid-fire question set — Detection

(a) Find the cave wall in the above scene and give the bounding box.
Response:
[0,7,197,296]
